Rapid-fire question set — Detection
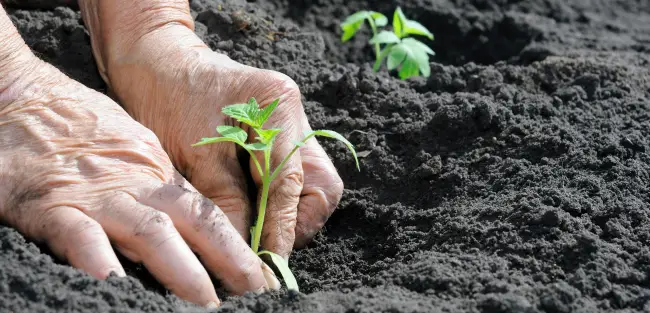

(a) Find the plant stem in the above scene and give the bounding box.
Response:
[373,45,393,72]
[368,18,380,68]
[251,149,271,253]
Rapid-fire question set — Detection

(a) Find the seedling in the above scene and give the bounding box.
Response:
[340,10,388,62]
[193,97,359,291]
[341,7,435,80]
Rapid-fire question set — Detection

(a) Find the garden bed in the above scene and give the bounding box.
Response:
[2,0,650,312]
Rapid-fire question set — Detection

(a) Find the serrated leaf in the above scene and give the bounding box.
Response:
[304,130,360,171]
[222,102,262,128]
[393,7,407,37]
[258,98,280,126]
[255,128,282,145]
[371,12,388,27]
[258,250,299,292]
[216,125,248,143]
[387,45,406,70]
[404,20,434,40]
[369,31,401,45]
[192,136,246,147]
[392,39,434,79]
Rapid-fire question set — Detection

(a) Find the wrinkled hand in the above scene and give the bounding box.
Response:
[0,55,278,306]
[103,26,344,259]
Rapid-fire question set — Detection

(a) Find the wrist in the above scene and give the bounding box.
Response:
[0,7,42,109]
[78,0,197,87]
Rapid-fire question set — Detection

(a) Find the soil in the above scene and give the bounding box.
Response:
[3,0,650,312]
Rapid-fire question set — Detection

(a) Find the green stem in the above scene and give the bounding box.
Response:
[373,45,393,72]
[251,149,271,253]
[269,134,315,182]
[368,18,380,66]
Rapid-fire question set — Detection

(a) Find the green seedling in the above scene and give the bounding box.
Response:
[193,97,359,292]
[340,10,388,62]
[341,7,435,80]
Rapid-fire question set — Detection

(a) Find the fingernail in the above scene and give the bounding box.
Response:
[205,301,220,309]
[261,262,281,291]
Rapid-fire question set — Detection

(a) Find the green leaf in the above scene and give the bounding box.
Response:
[341,11,371,26]
[192,136,246,147]
[402,37,435,55]
[371,12,388,27]
[246,142,269,151]
[304,130,360,171]
[391,39,434,79]
[387,45,406,70]
[222,102,262,128]
[255,128,282,144]
[216,125,248,143]
[341,23,362,42]
[258,98,279,127]
[369,31,401,45]
[393,7,407,38]
[404,20,434,40]
[258,250,299,292]
[399,58,420,79]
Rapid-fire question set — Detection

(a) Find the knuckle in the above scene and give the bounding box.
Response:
[187,192,228,234]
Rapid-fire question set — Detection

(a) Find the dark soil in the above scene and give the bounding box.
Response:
[3,0,650,312]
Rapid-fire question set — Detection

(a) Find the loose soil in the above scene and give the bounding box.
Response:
[3,0,650,312]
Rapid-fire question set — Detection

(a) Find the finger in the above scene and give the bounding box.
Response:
[294,138,344,248]
[187,138,251,242]
[91,191,219,306]
[141,179,271,294]
[249,98,305,260]
[37,206,125,279]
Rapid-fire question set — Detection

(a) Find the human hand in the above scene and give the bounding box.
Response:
[91,24,345,260]
[0,43,277,306]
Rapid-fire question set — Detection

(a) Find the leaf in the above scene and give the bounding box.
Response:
[402,37,435,55]
[192,136,246,147]
[341,23,362,42]
[403,20,434,40]
[371,12,388,27]
[258,99,280,126]
[393,7,407,37]
[387,45,406,70]
[255,128,282,144]
[341,11,371,26]
[340,11,371,42]
[304,130,360,171]
[369,31,401,45]
[258,250,300,292]
[399,58,421,79]
[391,39,434,79]
[246,142,269,151]
[222,102,262,128]
[216,125,247,143]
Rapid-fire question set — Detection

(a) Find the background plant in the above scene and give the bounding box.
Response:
[340,11,388,63]
[193,98,359,291]
[341,7,435,79]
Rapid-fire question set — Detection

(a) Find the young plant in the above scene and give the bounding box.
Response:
[192,98,359,292]
[342,7,435,80]
[340,10,388,63]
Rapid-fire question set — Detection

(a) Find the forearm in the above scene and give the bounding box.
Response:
[78,0,200,85]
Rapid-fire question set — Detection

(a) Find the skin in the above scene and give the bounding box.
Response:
[0,0,345,307]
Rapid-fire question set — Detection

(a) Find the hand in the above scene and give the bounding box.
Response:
[100,25,345,259]
[0,52,277,307]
